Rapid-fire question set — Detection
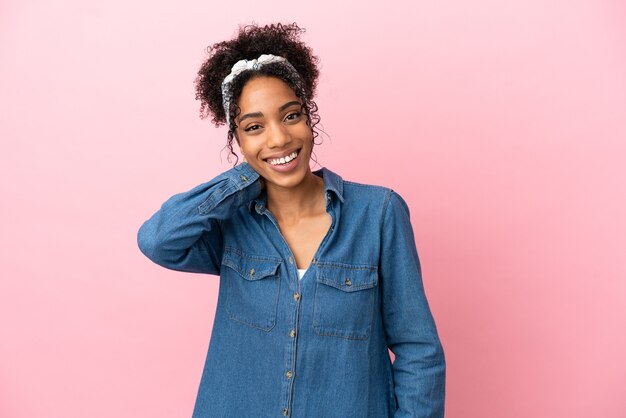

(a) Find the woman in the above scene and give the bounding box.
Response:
[137,23,446,418]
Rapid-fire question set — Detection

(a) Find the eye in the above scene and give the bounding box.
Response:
[244,124,262,132]
[285,112,301,122]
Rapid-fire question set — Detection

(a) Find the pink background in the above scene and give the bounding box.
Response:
[1,1,625,417]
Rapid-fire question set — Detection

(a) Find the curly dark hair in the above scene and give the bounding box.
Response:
[194,22,322,164]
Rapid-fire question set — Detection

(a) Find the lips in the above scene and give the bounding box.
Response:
[264,148,301,166]
[263,148,302,173]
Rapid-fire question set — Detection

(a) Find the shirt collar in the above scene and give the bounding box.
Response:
[315,166,345,203]
[247,166,344,213]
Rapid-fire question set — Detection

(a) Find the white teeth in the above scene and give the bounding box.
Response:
[268,150,298,166]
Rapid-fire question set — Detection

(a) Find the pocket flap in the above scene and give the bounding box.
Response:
[316,263,378,292]
[222,248,281,281]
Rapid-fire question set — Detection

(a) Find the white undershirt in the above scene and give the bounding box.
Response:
[297,268,307,280]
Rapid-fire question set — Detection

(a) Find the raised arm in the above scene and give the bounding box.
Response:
[379,190,446,417]
[137,163,261,275]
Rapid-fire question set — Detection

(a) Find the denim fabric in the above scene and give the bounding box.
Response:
[137,163,446,418]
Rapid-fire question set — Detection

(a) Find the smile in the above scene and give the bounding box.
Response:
[266,149,300,166]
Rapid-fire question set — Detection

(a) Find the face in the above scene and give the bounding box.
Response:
[235,76,314,190]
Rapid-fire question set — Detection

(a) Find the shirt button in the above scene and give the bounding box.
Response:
[345,277,352,286]
[311,258,317,264]
[289,329,296,337]
[293,292,300,301]
[285,370,293,378]
[289,256,293,264]
[240,174,247,181]
[282,408,289,416]
[249,268,255,277]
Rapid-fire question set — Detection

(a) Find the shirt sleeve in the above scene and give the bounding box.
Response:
[136,162,262,275]
[379,190,446,418]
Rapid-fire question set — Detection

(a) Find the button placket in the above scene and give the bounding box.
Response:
[284,286,301,415]
[261,203,303,417]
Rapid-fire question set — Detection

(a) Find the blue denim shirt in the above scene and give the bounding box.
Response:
[137,163,446,417]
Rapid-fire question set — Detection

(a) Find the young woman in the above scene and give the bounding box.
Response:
[137,23,446,418]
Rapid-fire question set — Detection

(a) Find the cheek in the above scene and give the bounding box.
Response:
[238,137,261,161]
[295,123,314,141]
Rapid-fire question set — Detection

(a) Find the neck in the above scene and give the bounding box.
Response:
[266,170,325,225]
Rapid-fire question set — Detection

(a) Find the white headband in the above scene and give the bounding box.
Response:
[220,54,303,128]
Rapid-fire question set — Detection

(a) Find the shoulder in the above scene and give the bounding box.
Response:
[341,177,409,214]
[343,179,390,200]
[324,167,411,222]
[321,165,410,201]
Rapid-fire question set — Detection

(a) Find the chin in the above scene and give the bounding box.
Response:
[263,166,308,189]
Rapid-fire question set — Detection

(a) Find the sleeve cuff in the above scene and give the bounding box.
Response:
[231,162,261,189]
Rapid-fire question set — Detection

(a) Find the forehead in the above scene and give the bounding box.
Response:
[237,76,298,111]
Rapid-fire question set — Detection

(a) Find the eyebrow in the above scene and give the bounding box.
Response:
[238,100,302,123]
[279,100,302,112]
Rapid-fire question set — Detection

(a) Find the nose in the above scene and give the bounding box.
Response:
[266,122,292,148]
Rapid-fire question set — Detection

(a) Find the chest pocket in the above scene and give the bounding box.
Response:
[313,262,378,340]
[221,248,282,331]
